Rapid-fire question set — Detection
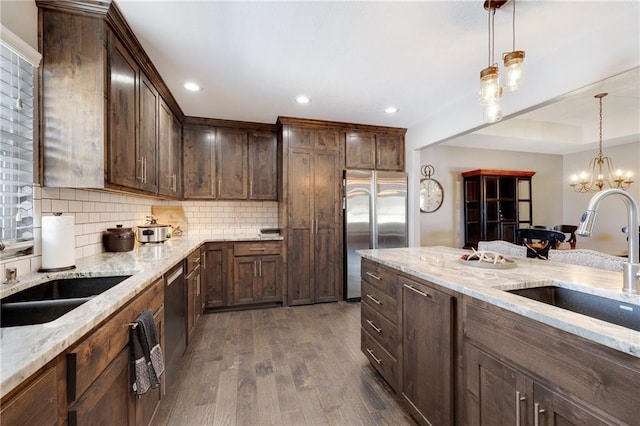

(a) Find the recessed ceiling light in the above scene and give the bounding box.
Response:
[384,107,399,114]
[296,95,311,104]
[184,81,202,92]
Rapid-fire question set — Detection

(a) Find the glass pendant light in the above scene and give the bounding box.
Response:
[480,1,503,123]
[503,0,525,91]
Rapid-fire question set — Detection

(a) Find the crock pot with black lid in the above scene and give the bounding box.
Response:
[103,225,135,252]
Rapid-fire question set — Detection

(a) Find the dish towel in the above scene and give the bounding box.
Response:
[131,309,165,395]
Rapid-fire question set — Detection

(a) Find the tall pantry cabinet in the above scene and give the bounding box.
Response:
[278,118,344,305]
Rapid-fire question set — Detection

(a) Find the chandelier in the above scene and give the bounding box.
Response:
[479,0,525,124]
[569,93,634,192]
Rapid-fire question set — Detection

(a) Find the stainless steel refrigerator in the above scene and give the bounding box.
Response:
[344,170,408,300]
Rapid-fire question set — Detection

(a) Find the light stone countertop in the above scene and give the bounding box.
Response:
[0,232,282,398]
[358,246,640,359]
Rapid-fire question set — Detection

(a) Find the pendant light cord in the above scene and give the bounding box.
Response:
[512,0,516,51]
[598,95,604,157]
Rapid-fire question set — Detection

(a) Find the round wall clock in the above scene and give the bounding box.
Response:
[420,165,444,213]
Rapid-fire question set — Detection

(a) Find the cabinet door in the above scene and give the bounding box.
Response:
[258,255,281,302]
[135,306,164,426]
[233,257,258,305]
[402,279,454,426]
[186,269,197,341]
[314,148,341,303]
[202,244,227,308]
[108,37,139,189]
[68,348,134,426]
[216,128,248,199]
[138,73,158,192]
[171,114,183,196]
[465,343,533,426]
[248,130,277,200]
[345,132,376,169]
[0,366,57,426]
[376,134,404,171]
[287,148,314,305]
[184,124,215,198]
[533,384,611,426]
[158,99,180,197]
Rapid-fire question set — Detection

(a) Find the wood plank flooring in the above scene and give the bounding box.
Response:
[153,302,414,425]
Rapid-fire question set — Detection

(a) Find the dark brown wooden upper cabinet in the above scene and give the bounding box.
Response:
[183,124,216,199]
[183,120,277,201]
[108,36,140,190]
[138,73,159,193]
[158,99,182,198]
[248,130,277,200]
[37,2,185,196]
[345,132,376,169]
[376,133,404,171]
[216,128,248,199]
[345,131,405,171]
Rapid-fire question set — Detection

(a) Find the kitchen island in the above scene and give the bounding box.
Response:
[359,246,640,426]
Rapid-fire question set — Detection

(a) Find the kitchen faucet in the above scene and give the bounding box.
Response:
[577,189,640,294]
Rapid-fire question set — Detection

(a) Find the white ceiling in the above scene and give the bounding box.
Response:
[115,0,640,154]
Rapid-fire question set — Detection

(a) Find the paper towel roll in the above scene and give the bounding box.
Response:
[40,214,76,271]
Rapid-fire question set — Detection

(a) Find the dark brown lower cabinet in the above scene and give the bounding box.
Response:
[233,254,281,305]
[401,276,454,426]
[465,343,612,426]
[201,243,227,308]
[464,297,636,426]
[0,364,58,425]
[68,348,134,426]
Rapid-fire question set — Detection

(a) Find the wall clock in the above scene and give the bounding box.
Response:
[420,165,444,213]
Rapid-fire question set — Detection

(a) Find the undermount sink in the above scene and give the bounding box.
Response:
[0,276,131,327]
[507,286,639,332]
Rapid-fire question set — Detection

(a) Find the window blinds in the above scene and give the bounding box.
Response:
[0,41,35,253]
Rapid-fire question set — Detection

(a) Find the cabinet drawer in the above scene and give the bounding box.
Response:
[67,278,164,403]
[0,365,57,426]
[185,249,201,275]
[362,280,398,325]
[361,259,399,301]
[233,241,281,256]
[361,302,399,357]
[362,328,398,391]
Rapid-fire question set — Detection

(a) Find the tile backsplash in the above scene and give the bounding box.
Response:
[0,185,278,277]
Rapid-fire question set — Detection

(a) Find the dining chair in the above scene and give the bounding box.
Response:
[548,249,626,272]
[553,225,578,249]
[516,228,566,259]
[477,240,528,258]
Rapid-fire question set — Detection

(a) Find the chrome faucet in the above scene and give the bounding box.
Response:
[577,189,640,294]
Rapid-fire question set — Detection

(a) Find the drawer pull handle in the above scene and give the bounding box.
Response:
[366,320,382,333]
[515,391,526,426]
[366,294,382,305]
[366,348,382,364]
[534,403,545,426]
[404,284,431,298]
[249,247,267,251]
[366,272,382,281]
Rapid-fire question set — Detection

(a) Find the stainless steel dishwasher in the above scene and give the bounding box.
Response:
[164,264,186,388]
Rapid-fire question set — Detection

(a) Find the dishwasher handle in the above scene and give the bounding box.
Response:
[166,267,183,286]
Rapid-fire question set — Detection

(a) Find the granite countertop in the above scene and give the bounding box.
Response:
[0,232,282,398]
[358,246,640,359]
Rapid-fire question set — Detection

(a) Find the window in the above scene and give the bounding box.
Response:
[1,26,40,258]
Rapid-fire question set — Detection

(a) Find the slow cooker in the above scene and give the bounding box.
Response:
[136,224,170,244]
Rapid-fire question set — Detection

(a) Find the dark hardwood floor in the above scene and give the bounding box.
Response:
[153,302,413,425]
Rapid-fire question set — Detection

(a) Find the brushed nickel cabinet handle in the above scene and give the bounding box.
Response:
[366,320,382,333]
[218,179,221,196]
[403,284,431,298]
[366,294,381,305]
[153,304,164,319]
[366,348,382,364]
[315,217,319,234]
[311,219,314,235]
[250,247,266,251]
[534,402,545,426]
[202,252,206,269]
[515,391,526,426]
[254,261,257,277]
[259,260,262,277]
[172,174,177,192]
[366,272,382,281]
[138,158,144,181]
